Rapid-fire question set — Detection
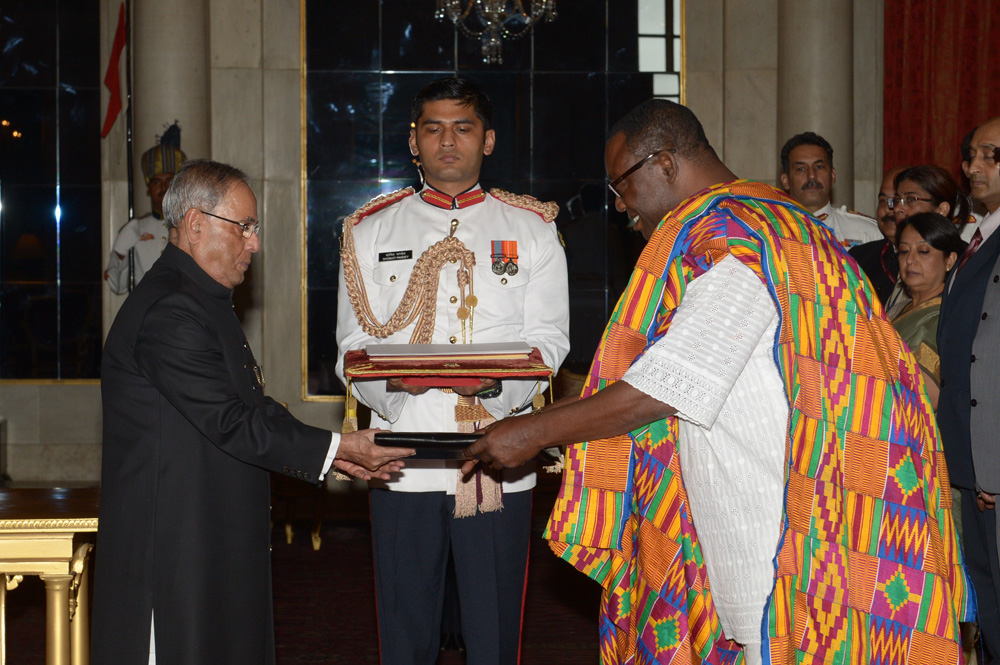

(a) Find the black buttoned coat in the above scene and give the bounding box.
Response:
[92,243,330,665]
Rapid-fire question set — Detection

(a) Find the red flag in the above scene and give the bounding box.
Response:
[101,2,127,138]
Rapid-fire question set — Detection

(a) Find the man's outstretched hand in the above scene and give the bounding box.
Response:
[461,417,544,475]
[335,428,414,481]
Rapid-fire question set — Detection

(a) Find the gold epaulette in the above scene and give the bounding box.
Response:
[346,187,415,226]
[489,188,559,223]
[845,208,876,221]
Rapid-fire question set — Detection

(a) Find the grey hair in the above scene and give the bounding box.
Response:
[162,159,250,229]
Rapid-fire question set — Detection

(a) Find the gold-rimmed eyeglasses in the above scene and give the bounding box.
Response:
[198,209,260,238]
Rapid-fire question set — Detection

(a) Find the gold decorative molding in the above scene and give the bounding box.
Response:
[0,518,98,531]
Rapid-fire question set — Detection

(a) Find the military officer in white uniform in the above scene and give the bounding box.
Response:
[335,78,569,665]
[779,131,881,250]
[104,127,187,294]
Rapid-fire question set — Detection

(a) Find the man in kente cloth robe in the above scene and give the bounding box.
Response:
[464,99,974,664]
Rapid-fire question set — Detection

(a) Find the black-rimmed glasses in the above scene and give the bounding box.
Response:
[608,149,676,199]
[198,209,260,238]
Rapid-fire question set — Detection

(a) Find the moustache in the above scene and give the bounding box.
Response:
[881,214,896,224]
[801,180,824,190]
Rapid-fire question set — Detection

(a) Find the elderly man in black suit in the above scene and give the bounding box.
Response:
[938,117,1000,662]
[92,159,412,665]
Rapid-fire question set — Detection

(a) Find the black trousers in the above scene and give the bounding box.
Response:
[960,486,1000,660]
[369,488,531,665]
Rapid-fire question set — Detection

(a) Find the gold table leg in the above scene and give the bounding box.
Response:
[41,574,73,665]
[70,544,92,665]
[1,575,23,665]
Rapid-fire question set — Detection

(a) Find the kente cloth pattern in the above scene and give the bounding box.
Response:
[544,180,975,664]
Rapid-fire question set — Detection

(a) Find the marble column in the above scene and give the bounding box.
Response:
[777,0,854,208]
[131,0,211,216]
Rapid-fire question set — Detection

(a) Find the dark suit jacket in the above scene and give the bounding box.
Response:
[937,230,1000,489]
[848,238,897,305]
[92,244,331,665]
[971,248,1000,493]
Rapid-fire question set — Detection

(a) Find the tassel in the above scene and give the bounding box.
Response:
[333,382,358,481]
[453,394,503,518]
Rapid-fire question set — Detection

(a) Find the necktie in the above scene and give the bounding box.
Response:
[956,228,983,273]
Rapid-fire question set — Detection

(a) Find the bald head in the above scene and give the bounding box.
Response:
[968,117,1000,213]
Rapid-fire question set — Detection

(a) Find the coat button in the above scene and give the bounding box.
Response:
[449,336,457,344]
[390,275,396,282]
[983,312,989,320]
[994,275,999,283]
[972,399,978,407]
[450,296,458,303]
[972,354,977,363]
[501,278,508,285]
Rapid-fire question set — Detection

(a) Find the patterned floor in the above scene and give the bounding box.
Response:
[6,480,600,664]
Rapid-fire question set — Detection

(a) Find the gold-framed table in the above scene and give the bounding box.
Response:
[0,487,99,665]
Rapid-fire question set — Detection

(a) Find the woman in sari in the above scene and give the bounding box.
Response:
[891,212,965,409]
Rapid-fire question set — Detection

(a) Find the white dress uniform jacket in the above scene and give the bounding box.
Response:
[813,202,882,250]
[105,213,170,294]
[336,185,570,494]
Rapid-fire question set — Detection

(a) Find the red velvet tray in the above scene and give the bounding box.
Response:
[343,347,552,387]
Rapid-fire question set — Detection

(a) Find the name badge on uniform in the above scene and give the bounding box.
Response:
[378,250,413,262]
[490,240,518,275]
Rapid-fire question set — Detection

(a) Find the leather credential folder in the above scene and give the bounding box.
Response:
[374,432,481,460]
[343,343,553,387]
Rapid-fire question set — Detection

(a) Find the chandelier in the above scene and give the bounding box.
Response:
[436,0,558,65]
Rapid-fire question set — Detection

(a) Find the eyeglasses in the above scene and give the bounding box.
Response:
[198,209,260,238]
[887,195,934,210]
[608,149,676,199]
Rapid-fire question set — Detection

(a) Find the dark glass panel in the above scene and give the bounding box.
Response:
[0,283,56,378]
[471,72,530,184]
[307,72,382,180]
[58,0,99,88]
[57,185,101,283]
[0,89,57,185]
[608,72,653,129]
[306,180,381,290]
[0,1,57,88]
[379,73,443,178]
[1,184,58,283]
[59,87,100,185]
[381,0,455,72]
[564,289,608,374]
[531,179,607,287]
[608,0,639,72]
[605,196,645,305]
[306,285,342,395]
[58,282,101,378]
[532,73,605,181]
[306,0,379,71]
[533,0,605,72]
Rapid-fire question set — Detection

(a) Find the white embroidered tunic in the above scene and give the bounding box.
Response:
[622,255,788,656]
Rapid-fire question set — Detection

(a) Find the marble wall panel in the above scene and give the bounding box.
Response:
[685,0,723,73]
[724,68,778,184]
[724,0,778,71]
[7,443,101,483]
[264,0,301,71]
[263,69,301,181]
[261,179,304,404]
[685,70,725,157]
[210,0,262,69]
